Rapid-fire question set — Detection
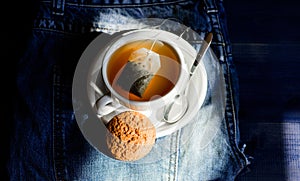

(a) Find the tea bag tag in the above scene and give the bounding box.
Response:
[128,48,161,74]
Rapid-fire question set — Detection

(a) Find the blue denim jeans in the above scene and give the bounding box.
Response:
[9,0,249,180]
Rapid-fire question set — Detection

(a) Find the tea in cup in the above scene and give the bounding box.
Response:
[96,29,190,124]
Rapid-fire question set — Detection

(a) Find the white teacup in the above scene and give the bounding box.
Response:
[96,29,190,125]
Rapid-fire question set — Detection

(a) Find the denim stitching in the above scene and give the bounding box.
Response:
[34,1,211,38]
[167,130,180,181]
[34,18,96,34]
[174,129,180,181]
[52,66,69,181]
[205,0,248,170]
[42,0,189,8]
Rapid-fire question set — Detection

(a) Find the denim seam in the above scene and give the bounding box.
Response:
[222,29,246,170]
[52,65,68,181]
[205,0,247,171]
[33,18,120,35]
[33,27,78,35]
[223,28,249,171]
[205,0,246,172]
[168,130,180,181]
[174,130,180,181]
[42,0,189,8]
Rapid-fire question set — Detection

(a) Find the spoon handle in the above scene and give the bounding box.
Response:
[190,32,213,76]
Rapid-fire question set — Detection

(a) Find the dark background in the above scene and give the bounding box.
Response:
[2,0,300,180]
[224,0,300,180]
[1,0,38,180]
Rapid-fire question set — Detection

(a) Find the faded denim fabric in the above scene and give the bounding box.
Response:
[8,0,249,180]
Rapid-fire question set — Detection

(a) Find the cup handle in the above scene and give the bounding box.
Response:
[96,95,120,116]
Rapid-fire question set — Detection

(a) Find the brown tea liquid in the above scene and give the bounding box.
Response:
[107,39,181,101]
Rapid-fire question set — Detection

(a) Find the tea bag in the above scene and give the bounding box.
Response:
[117,48,161,97]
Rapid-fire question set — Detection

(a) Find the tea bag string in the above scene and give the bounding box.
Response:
[147,22,190,54]
[149,18,190,38]
[150,18,182,30]
[143,18,206,56]
[177,27,209,66]
[147,38,158,55]
[143,18,192,56]
[178,27,191,39]
[177,27,196,56]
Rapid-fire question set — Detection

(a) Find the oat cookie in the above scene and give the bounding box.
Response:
[106,111,156,161]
